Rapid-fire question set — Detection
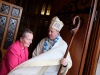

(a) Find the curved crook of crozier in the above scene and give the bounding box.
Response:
[71,16,81,35]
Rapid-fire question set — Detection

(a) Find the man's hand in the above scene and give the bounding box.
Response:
[60,58,68,67]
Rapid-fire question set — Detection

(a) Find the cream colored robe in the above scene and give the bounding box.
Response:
[8,36,72,75]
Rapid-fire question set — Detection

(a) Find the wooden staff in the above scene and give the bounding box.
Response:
[57,16,81,75]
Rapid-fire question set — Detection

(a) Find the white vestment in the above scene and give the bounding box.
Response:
[8,36,72,75]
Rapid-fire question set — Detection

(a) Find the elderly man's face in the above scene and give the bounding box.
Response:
[48,27,59,40]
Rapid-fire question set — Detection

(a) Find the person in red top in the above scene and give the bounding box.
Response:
[0,28,33,75]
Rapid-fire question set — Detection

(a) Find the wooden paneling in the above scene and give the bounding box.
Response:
[51,0,98,75]
[83,1,100,75]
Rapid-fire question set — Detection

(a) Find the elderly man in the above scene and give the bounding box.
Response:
[8,16,72,75]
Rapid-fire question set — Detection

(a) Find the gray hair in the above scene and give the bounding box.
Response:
[21,28,33,38]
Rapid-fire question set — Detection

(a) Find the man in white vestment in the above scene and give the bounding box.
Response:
[32,16,72,75]
[8,16,72,75]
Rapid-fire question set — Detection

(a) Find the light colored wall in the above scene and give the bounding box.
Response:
[96,55,100,75]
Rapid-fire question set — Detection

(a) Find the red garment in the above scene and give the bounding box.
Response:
[0,40,28,75]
